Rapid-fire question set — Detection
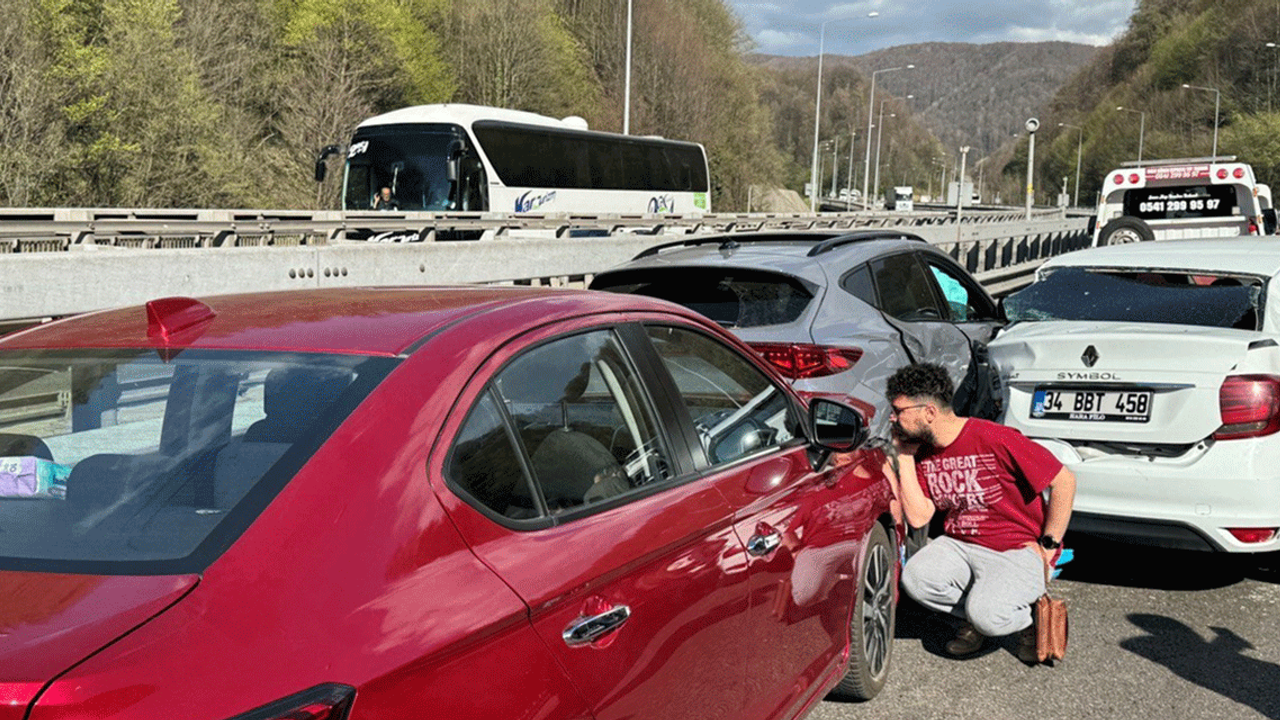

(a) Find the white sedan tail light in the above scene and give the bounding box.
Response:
[1215,375,1280,440]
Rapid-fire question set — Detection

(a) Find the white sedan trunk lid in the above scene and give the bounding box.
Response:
[989,321,1266,445]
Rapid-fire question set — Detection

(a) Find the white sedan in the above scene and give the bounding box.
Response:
[988,238,1280,554]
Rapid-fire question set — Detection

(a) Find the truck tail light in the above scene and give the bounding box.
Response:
[749,343,862,379]
[230,684,355,720]
[1215,375,1280,440]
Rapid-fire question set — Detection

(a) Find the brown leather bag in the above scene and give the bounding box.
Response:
[1034,558,1069,663]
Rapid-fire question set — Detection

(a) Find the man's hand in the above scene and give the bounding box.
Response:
[890,426,922,458]
[1024,540,1057,574]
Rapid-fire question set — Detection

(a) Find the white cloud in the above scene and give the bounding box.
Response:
[728,0,1137,56]
[755,29,813,53]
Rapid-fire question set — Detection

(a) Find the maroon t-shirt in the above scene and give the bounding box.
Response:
[914,418,1063,552]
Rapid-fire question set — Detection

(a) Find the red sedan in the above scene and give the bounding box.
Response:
[0,287,899,720]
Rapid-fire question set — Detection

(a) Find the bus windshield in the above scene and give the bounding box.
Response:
[343,124,463,211]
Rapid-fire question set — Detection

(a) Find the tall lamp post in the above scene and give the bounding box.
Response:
[846,127,858,204]
[1058,122,1083,207]
[829,138,841,198]
[975,157,988,204]
[1115,106,1145,166]
[872,100,896,207]
[1181,83,1221,159]
[956,146,970,240]
[1025,117,1040,220]
[809,12,880,212]
[862,64,913,208]
[1267,42,1279,113]
[623,0,632,134]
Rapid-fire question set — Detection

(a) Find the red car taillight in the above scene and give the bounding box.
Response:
[1227,527,1278,544]
[230,684,355,720]
[1215,375,1280,440]
[749,343,862,379]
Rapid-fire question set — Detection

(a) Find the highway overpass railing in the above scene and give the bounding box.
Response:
[0,207,1090,330]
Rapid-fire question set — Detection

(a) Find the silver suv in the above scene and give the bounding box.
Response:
[590,230,1005,438]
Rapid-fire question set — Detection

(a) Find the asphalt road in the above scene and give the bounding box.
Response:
[810,539,1280,720]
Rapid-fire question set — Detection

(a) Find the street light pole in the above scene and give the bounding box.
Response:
[862,64,912,208]
[623,0,632,135]
[809,12,879,212]
[873,100,895,208]
[830,137,840,198]
[956,146,970,241]
[1025,118,1040,220]
[1181,83,1221,159]
[1058,122,1083,207]
[846,126,857,204]
[1115,107,1145,167]
[1268,42,1278,113]
[976,157,987,204]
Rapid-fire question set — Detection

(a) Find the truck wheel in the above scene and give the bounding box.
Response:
[1096,216,1154,246]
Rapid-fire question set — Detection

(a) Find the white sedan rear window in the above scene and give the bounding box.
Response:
[1005,267,1263,330]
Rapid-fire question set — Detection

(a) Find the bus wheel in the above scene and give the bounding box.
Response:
[1096,216,1154,246]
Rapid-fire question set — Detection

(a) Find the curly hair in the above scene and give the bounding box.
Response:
[886,363,954,408]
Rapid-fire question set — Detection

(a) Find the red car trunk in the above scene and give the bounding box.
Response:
[0,571,196,720]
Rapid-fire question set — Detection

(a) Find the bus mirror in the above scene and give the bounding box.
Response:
[314,145,342,183]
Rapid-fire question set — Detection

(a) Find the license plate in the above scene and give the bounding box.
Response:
[1031,388,1152,422]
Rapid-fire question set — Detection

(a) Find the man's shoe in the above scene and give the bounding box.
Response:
[1016,625,1040,664]
[945,623,986,656]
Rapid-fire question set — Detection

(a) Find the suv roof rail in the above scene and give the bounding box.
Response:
[632,230,926,260]
[806,231,926,257]
[1117,156,1240,168]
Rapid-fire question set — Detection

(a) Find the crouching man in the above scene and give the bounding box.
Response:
[886,363,1075,662]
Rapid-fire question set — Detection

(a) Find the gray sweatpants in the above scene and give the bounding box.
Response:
[901,535,1046,637]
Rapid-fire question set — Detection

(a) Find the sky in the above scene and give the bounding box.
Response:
[729,0,1139,57]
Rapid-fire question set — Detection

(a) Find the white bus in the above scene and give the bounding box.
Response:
[321,104,711,215]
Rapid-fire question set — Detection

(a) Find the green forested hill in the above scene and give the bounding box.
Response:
[0,0,782,211]
[1028,0,1280,206]
[19,0,1270,214]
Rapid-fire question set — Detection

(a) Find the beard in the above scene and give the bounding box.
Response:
[893,420,936,447]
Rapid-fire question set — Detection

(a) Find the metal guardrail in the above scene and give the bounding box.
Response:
[0,206,1072,246]
[0,207,1089,329]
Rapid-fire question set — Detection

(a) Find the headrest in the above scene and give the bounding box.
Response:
[262,367,353,420]
[0,433,53,461]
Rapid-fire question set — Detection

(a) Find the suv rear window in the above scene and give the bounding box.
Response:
[0,349,393,573]
[592,268,815,328]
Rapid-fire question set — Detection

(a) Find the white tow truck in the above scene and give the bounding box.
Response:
[1091,156,1276,245]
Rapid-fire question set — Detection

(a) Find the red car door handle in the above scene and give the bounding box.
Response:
[562,605,632,647]
[747,532,781,557]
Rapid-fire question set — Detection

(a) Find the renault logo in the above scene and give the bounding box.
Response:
[1081,345,1099,367]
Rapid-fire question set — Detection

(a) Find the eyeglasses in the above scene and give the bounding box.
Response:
[889,403,928,419]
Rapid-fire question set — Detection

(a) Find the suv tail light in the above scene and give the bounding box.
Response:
[1215,375,1280,440]
[749,343,862,379]
[230,684,355,720]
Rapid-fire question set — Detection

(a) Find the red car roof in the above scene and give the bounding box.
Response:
[0,286,688,356]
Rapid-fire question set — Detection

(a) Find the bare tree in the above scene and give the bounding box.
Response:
[0,0,70,206]
[444,0,600,118]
